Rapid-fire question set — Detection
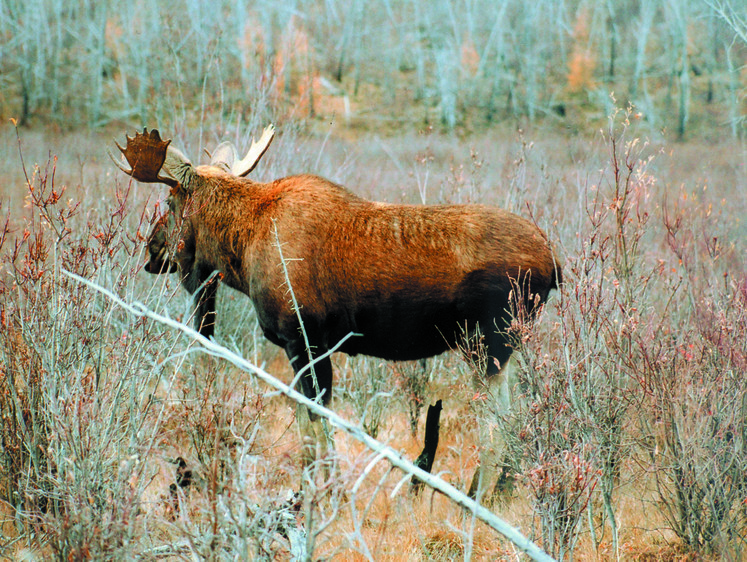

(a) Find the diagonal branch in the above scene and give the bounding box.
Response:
[62,268,553,562]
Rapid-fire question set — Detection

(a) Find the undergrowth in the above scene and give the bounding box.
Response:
[0,108,745,559]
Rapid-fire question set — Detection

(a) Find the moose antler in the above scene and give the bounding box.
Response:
[207,124,275,177]
[233,124,275,177]
[111,128,179,188]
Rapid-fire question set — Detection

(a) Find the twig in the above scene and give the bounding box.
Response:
[62,267,554,562]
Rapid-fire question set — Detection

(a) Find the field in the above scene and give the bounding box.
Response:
[2,0,747,560]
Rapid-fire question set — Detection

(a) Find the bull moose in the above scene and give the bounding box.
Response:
[114,126,561,496]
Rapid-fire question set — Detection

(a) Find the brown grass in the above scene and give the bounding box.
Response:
[1,115,745,559]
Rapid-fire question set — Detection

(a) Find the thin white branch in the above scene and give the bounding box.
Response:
[705,0,747,45]
[62,268,554,562]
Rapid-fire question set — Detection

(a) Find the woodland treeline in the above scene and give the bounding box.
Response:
[1,0,745,137]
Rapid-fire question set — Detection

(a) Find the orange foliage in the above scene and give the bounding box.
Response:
[239,15,267,72]
[461,36,480,78]
[270,16,317,118]
[104,18,124,79]
[572,8,590,43]
[567,50,596,93]
[296,70,320,119]
[567,9,596,93]
[272,49,286,102]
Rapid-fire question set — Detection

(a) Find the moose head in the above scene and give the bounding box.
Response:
[114,126,275,337]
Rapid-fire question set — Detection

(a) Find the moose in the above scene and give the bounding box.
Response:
[114,126,561,497]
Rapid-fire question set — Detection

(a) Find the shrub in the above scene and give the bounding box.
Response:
[0,128,172,558]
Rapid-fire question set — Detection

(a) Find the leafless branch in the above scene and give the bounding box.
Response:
[62,267,553,562]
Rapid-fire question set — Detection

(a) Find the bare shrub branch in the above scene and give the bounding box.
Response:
[63,268,554,562]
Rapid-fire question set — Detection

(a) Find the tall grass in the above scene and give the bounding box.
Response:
[0,107,745,558]
[491,107,747,558]
[0,126,174,558]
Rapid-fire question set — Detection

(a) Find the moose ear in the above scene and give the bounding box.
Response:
[209,141,238,173]
[204,124,275,178]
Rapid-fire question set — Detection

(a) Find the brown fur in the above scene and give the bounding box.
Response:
[145,165,561,409]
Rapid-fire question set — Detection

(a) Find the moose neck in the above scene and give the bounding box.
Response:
[180,170,269,291]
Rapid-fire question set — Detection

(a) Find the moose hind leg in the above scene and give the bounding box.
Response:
[469,332,517,503]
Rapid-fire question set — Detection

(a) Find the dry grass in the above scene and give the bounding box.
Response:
[1,112,745,559]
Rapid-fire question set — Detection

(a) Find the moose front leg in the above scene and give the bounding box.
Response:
[183,265,219,338]
[193,275,218,338]
[284,340,334,469]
